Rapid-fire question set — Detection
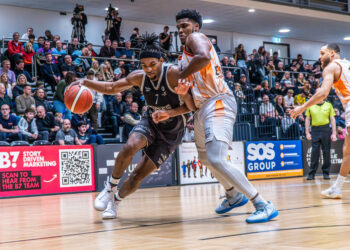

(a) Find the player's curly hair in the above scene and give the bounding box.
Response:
[139,33,166,60]
[176,9,202,29]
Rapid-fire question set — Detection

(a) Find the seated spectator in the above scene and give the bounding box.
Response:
[0,83,14,113]
[221,56,229,68]
[260,80,271,99]
[0,104,22,142]
[0,60,16,85]
[71,113,92,133]
[68,37,82,55]
[12,74,27,100]
[23,42,36,75]
[270,82,283,99]
[75,65,85,78]
[281,72,294,92]
[225,71,235,91]
[234,83,245,103]
[86,70,103,129]
[260,94,276,118]
[296,73,306,91]
[14,60,32,82]
[54,112,63,128]
[61,55,76,77]
[130,27,141,48]
[24,34,39,52]
[105,60,115,79]
[275,62,284,82]
[90,60,99,74]
[0,73,12,99]
[294,91,306,106]
[99,39,116,58]
[37,36,45,51]
[35,105,60,141]
[18,108,38,142]
[114,60,125,78]
[40,53,61,92]
[51,40,67,57]
[45,30,54,41]
[238,73,250,90]
[72,47,90,68]
[87,43,97,57]
[34,88,52,113]
[265,60,276,86]
[37,40,53,57]
[211,38,220,53]
[337,126,346,140]
[274,95,285,120]
[77,121,104,145]
[53,72,75,119]
[56,119,80,145]
[108,92,126,137]
[15,84,35,116]
[22,27,34,40]
[120,41,135,60]
[124,102,141,136]
[334,108,346,128]
[281,108,299,138]
[112,40,121,58]
[98,63,114,81]
[284,89,295,108]
[8,32,24,65]
[125,92,133,113]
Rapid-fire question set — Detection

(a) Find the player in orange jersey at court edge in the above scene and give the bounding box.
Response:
[291,43,349,199]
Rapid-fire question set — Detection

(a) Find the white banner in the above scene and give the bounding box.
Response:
[178,142,245,185]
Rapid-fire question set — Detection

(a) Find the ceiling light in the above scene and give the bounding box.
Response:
[279,28,290,33]
[248,9,255,13]
[203,19,214,24]
[105,7,118,11]
[344,36,350,40]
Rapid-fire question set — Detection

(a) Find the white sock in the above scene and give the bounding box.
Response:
[252,194,267,208]
[110,176,120,193]
[333,175,346,190]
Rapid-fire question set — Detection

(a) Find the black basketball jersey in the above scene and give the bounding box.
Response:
[141,64,186,133]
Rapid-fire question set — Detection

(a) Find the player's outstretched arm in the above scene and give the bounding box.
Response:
[290,63,337,119]
[78,70,143,95]
[179,33,211,79]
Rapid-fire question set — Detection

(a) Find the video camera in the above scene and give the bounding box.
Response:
[73,4,84,20]
[105,4,118,21]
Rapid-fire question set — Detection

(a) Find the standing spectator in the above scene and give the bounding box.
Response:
[53,72,75,119]
[61,55,76,76]
[130,27,141,48]
[12,74,27,100]
[0,104,22,142]
[108,92,126,138]
[120,41,134,60]
[305,100,337,180]
[284,89,295,109]
[8,32,24,65]
[14,60,32,82]
[23,42,35,75]
[272,51,281,69]
[56,119,81,145]
[86,70,103,129]
[40,53,61,92]
[107,9,122,43]
[235,44,249,82]
[99,39,116,58]
[21,27,34,40]
[0,73,12,99]
[211,38,220,53]
[35,105,60,141]
[0,83,14,113]
[0,60,16,85]
[18,108,38,142]
[76,121,104,145]
[15,84,35,116]
[124,102,141,136]
[68,37,82,55]
[34,88,52,113]
[159,26,173,51]
[253,46,267,84]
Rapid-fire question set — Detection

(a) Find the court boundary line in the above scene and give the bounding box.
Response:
[1,201,350,245]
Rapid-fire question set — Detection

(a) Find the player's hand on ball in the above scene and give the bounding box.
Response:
[152,110,170,124]
[175,79,191,95]
[71,79,84,87]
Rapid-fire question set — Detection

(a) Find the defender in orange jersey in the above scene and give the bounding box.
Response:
[291,43,348,199]
[175,9,278,223]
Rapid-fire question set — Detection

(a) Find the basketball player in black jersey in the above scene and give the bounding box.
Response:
[75,34,195,219]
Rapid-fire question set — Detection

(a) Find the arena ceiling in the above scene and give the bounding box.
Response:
[1,0,350,45]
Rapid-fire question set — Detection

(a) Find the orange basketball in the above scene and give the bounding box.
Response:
[64,84,93,114]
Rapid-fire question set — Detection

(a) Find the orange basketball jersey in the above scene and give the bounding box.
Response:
[333,59,350,106]
[179,39,232,108]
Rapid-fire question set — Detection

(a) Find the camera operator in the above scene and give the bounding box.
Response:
[71,4,87,44]
[104,6,122,43]
[159,26,173,51]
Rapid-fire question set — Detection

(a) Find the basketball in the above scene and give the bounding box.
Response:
[64,84,93,114]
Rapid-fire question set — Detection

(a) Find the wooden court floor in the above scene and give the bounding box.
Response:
[1,177,350,250]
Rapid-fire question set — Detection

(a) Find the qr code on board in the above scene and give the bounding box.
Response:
[59,149,92,187]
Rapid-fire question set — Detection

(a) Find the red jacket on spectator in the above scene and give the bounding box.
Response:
[8,41,24,57]
[23,51,35,65]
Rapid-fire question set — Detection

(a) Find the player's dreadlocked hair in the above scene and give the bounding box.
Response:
[139,33,165,60]
[176,9,202,29]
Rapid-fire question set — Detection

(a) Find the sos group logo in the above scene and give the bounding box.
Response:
[247,143,275,161]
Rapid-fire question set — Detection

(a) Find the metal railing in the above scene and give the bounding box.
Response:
[268,69,316,87]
